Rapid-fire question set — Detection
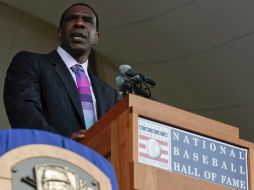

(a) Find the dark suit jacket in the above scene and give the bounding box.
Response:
[4,50,119,137]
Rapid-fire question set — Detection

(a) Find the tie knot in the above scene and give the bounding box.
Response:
[71,64,84,73]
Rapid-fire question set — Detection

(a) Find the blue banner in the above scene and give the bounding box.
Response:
[171,128,248,190]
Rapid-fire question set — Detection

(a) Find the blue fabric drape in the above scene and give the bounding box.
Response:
[0,128,118,190]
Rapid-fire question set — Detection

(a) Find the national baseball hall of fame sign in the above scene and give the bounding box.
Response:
[138,117,248,190]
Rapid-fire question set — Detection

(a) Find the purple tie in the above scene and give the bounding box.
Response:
[71,64,95,129]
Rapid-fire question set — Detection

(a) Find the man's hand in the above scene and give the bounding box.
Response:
[69,129,86,141]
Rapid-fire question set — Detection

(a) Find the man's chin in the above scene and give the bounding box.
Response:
[70,45,88,54]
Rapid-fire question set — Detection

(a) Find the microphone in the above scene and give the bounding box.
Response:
[119,65,138,77]
[144,78,156,86]
[117,65,156,98]
[119,64,156,86]
[115,76,131,89]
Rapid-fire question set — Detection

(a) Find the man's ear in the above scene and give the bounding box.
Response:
[94,32,100,46]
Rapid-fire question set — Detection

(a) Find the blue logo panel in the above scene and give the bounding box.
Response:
[171,128,248,190]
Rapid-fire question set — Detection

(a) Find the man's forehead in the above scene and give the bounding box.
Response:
[65,5,96,17]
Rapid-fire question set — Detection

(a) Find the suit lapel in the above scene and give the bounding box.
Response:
[88,70,104,119]
[48,50,85,125]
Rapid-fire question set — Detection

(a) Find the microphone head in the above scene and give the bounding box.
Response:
[115,76,132,89]
[119,64,138,77]
[130,75,141,82]
[115,76,126,87]
[119,65,132,75]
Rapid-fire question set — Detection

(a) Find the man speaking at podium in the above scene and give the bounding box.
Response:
[4,3,119,140]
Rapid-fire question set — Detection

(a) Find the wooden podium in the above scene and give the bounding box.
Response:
[80,94,254,190]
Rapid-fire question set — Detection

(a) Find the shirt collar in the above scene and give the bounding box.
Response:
[57,46,88,71]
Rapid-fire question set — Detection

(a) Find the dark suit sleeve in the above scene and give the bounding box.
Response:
[4,52,57,133]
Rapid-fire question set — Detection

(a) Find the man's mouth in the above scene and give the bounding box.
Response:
[71,32,87,41]
[71,33,85,38]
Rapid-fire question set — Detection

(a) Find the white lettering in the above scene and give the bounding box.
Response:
[173,162,201,177]
[220,175,246,189]
[173,146,180,156]
[202,155,208,165]
[226,176,232,186]
[173,162,181,172]
[221,161,227,170]
[212,157,218,167]
[204,171,211,179]
[219,145,226,154]
[230,163,237,172]
[181,164,187,173]
[239,151,245,160]
[193,137,199,146]
[221,175,227,184]
[211,172,217,181]
[240,166,246,175]
[221,175,246,189]
[183,150,190,159]
[193,167,201,177]
[202,140,206,149]
[172,131,179,141]
[232,178,240,188]
[240,180,246,189]
[183,135,190,144]
[210,143,216,152]
[204,171,217,181]
[193,152,199,162]
[229,149,236,158]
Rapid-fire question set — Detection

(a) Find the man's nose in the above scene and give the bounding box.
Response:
[74,17,85,28]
